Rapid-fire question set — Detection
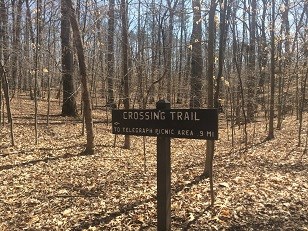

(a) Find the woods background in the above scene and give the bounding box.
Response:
[0,0,307,230]
[0,0,307,146]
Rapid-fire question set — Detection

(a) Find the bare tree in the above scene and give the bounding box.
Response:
[267,0,276,140]
[25,0,36,98]
[204,0,217,206]
[165,0,178,102]
[277,0,291,129]
[121,0,130,149]
[230,0,248,147]
[257,0,268,119]
[61,0,78,117]
[0,64,14,146]
[298,68,307,146]
[0,0,11,125]
[0,0,7,126]
[214,0,230,107]
[65,0,94,154]
[298,1,307,145]
[190,0,203,108]
[0,74,1,127]
[246,0,257,122]
[106,0,115,105]
[11,0,23,92]
[176,0,188,104]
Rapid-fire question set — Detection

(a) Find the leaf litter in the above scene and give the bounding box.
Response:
[0,97,307,230]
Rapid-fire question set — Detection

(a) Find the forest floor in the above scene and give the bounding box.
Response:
[0,96,307,230]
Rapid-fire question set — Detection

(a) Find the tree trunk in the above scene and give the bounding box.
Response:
[61,0,78,117]
[106,0,115,105]
[257,0,268,118]
[204,0,217,206]
[0,70,1,127]
[165,0,178,102]
[25,0,36,97]
[298,66,307,146]
[121,0,130,149]
[136,0,144,107]
[65,0,94,154]
[11,0,23,92]
[0,0,11,125]
[190,0,203,108]
[277,0,291,129]
[0,64,14,146]
[267,0,275,140]
[176,0,186,104]
[0,0,5,126]
[214,0,230,107]
[246,0,257,122]
[34,0,42,145]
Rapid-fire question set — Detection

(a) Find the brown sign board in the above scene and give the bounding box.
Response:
[112,109,218,140]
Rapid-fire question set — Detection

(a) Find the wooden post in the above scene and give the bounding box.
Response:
[156,99,171,231]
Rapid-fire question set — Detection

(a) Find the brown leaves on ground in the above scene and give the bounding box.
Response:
[0,97,307,230]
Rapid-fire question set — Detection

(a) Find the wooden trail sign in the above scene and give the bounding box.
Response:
[112,108,218,140]
[112,100,218,231]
